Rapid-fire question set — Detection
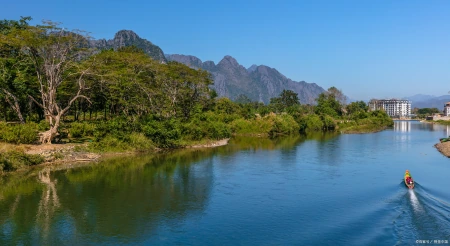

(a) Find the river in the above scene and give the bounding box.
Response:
[0,121,449,245]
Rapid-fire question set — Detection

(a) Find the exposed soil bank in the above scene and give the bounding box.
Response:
[23,138,231,165]
[435,141,450,158]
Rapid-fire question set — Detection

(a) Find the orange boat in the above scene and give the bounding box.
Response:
[404,170,414,189]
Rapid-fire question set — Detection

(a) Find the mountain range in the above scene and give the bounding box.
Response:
[89,30,325,104]
[89,30,167,63]
[403,94,450,109]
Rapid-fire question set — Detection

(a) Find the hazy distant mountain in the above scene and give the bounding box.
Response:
[403,94,437,103]
[410,95,450,109]
[166,54,325,104]
[90,30,167,62]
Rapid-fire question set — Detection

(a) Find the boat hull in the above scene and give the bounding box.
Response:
[404,175,414,189]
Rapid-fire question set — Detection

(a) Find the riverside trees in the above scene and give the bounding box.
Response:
[0,18,94,143]
[0,17,215,144]
[0,17,393,147]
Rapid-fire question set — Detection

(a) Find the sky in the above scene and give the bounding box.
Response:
[3,0,450,100]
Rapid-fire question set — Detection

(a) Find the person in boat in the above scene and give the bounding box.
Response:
[406,176,412,184]
[405,170,413,185]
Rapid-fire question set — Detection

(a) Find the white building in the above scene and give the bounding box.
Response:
[368,99,411,117]
[444,102,450,116]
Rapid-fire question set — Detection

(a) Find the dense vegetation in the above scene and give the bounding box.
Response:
[0,17,394,170]
[412,107,441,119]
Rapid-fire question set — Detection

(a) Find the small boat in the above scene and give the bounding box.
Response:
[440,137,450,143]
[404,170,414,189]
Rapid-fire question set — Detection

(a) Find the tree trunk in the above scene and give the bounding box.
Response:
[39,115,61,144]
[3,89,25,124]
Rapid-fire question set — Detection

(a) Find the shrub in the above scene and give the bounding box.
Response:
[128,133,155,151]
[143,119,181,148]
[207,121,231,139]
[322,115,336,131]
[69,122,96,138]
[268,114,300,137]
[88,135,131,152]
[0,150,44,172]
[182,120,207,141]
[0,122,38,144]
[305,114,324,132]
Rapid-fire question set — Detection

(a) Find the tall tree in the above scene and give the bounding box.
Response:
[0,17,35,123]
[2,20,94,143]
[269,89,300,113]
[327,86,347,107]
[315,87,345,117]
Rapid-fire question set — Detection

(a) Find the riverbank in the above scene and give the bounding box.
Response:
[0,138,231,173]
[434,141,450,158]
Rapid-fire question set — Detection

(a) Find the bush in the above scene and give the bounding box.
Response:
[128,133,155,151]
[182,120,207,141]
[0,122,38,144]
[322,115,336,131]
[207,121,231,139]
[268,113,300,137]
[88,135,131,152]
[69,122,96,138]
[304,114,324,132]
[143,119,181,148]
[0,150,44,172]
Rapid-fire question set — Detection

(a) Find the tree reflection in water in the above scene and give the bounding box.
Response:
[36,168,59,241]
[0,136,306,244]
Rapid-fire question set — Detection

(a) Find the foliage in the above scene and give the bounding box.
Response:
[0,122,38,144]
[416,108,441,118]
[346,101,368,115]
[315,91,342,117]
[88,132,154,152]
[143,118,182,148]
[230,117,272,136]
[0,150,44,172]
[68,122,96,138]
[0,17,399,155]
[267,113,300,137]
[304,114,324,132]
[269,89,300,113]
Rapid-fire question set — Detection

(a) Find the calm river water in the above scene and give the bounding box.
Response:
[0,121,449,245]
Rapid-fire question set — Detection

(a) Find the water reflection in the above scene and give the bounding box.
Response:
[0,127,449,244]
[394,121,411,132]
[444,125,450,137]
[0,136,305,244]
[37,168,60,243]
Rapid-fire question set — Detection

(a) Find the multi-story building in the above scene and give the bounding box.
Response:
[444,102,450,116]
[368,99,411,117]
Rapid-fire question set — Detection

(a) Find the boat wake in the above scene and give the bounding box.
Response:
[392,183,450,244]
[408,189,422,213]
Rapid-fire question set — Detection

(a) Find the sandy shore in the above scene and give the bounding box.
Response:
[434,141,450,158]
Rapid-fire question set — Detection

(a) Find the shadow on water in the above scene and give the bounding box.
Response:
[393,182,450,244]
[0,149,221,245]
[0,136,309,244]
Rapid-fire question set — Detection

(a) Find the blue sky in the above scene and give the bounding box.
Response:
[3,0,450,100]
